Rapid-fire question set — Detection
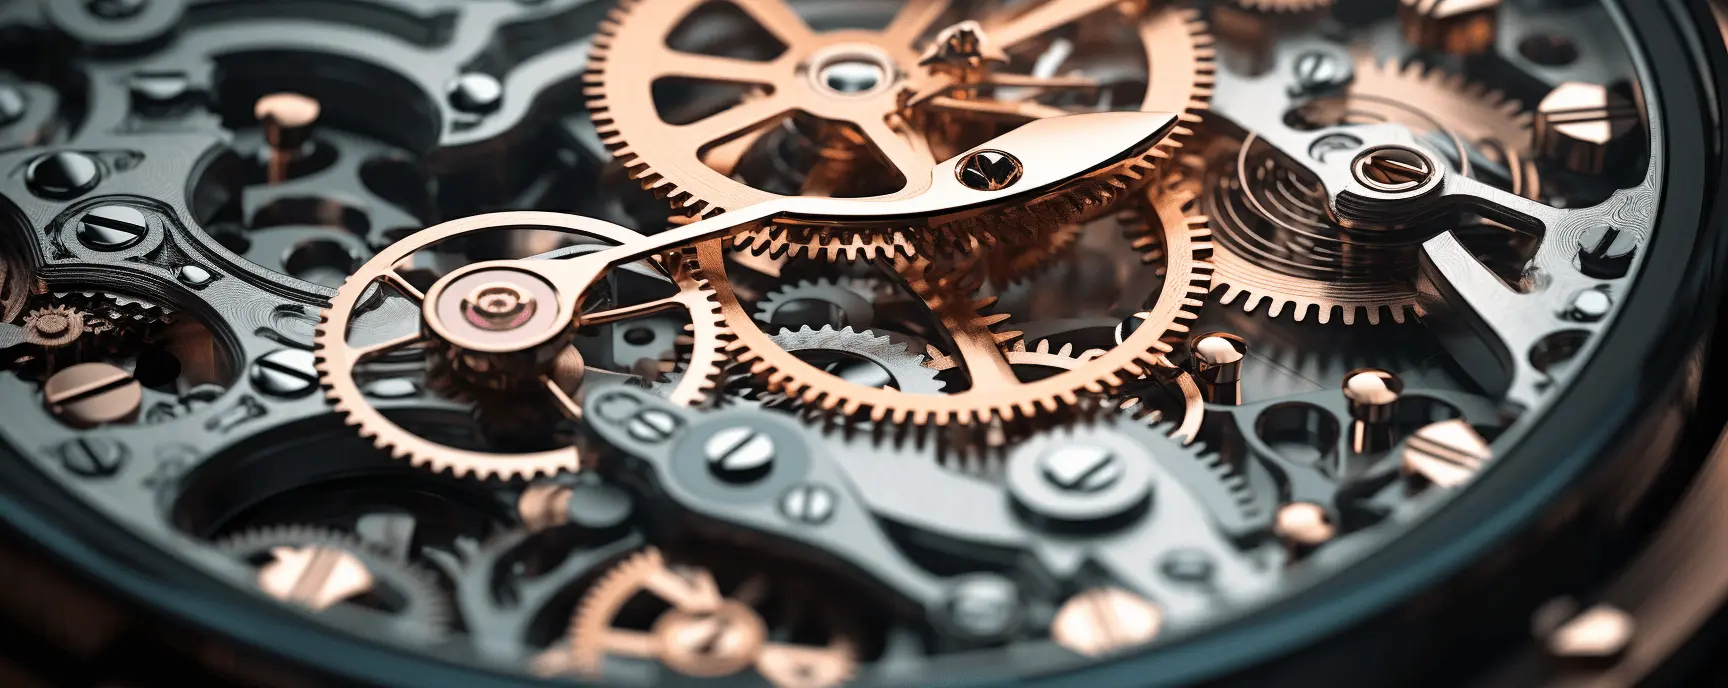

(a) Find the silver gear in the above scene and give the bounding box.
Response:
[752,276,893,331]
[766,326,945,396]
[215,524,453,638]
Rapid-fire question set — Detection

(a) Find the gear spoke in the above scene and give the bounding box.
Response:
[853,115,935,184]
[679,94,797,152]
[654,51,786,85]
[984,0,1123,51]
[380,269,426,302]
[582,294,688,326]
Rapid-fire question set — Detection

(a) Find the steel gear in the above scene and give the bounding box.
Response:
[695,186,1210,425]
[214,525,453,635]
[315,213,732,481]
[925,339,1204,443]
[586,0,1215,260]
[754,276,894,331]
[769,325,945,395]
[1193,57,1537,325]
[566,548,857,688]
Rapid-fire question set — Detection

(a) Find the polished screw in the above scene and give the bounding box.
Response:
[0,83,26,126]
[1037,445,1123,493]
[780,483,837,525]
[77,205,148,251]
[625,408,679,442]
[1565,289,1612,322]
[87,0,149,20]
[25,152,102,200]
[1575,225,1638,279]
[1290,51,1352,96]
[704,426,776,483]
[956,149,1023,191]
[58,436,127,477]
[250,349,319,398]
[1159,549,1215,584]
[447,73,504,114]
[944,574,1022,640]
[1190,332,1247,405]
[44,362,142,427]
[176,264,213,288]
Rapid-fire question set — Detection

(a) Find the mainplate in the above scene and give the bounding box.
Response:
[0,0,1699,686]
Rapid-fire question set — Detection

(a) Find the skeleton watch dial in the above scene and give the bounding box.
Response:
[0,0,1722,686]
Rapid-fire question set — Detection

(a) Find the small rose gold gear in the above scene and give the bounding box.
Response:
[696,184,1210,425]
[1190,57,1537,325]
[315,212,732,481]
[586,0,1215,261]
[924,338,1204,442]
[21,305,89,348]
[567,548,857,688]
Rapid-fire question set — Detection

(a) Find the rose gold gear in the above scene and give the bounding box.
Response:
[315,212,732,481]
[567,548,857,688]
[923,338,1203,442]
[696,188,1210,425]
[1233,0,1333,13]
[1193,57,1537,325]
[586,0,1215,261]
[21,305,89,348]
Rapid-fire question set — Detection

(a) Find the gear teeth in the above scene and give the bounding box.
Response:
[214,524,453,635]
[585,0,1214,259]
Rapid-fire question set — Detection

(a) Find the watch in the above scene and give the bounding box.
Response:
[1,0,1725,686]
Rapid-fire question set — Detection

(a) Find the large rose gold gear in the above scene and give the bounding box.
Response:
[566,548,857,688]
[315,213,731,481]
[1193,57,1537,325]
[586,0,1215,261]
[696,185,1210,425]
[923,338,1204,442]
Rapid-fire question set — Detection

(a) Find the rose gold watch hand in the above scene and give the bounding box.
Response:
[418,110,1179,358]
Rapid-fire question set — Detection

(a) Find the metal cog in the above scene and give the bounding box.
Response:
[566,547,858,688]
[20,305,88,348]
[214,525,453,636]
[754,276,894,330]
[1191,57,1537,325]
[770,325,946,395]
[585,0,1215,261]
[316,213,732,482]
[695,185,1211,425]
